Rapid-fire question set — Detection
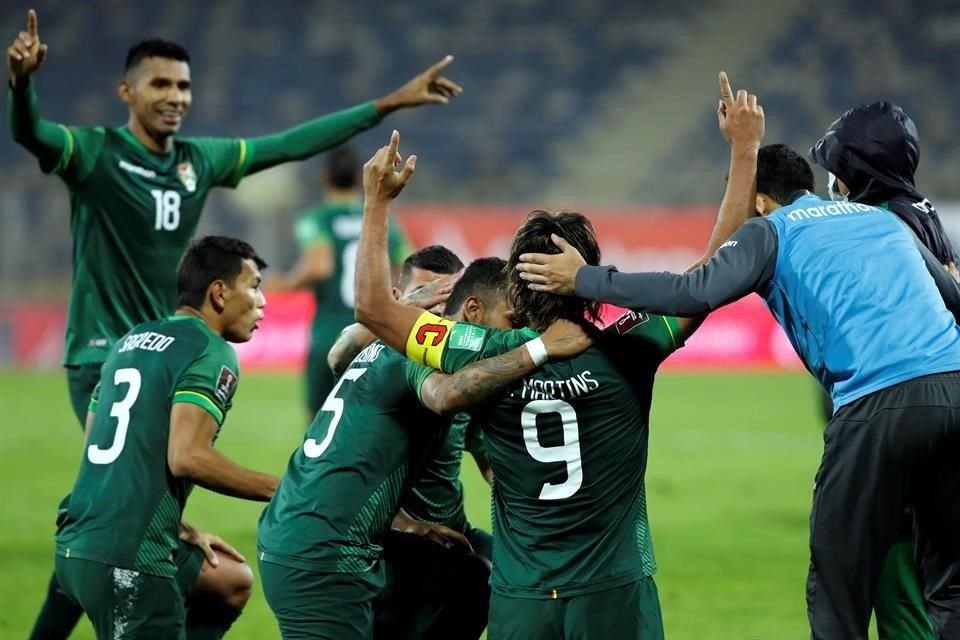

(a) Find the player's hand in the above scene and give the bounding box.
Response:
[399,519,474,553]
[363,130,417,205]
[717,71,764,150]
[376,55,462,113]
[180,528,246,568]
[515,234,586,295]
[540,318,594,360]
[400,270,464,313]
[7,9,47,86]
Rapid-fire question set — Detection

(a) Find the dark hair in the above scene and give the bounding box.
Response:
[757,144,816,205]
[398,245,463,290]
[325,146,360,190]
[444,257,508,316]
[507,211,601,331]
[125,39,190,73]
[177,236,267,309]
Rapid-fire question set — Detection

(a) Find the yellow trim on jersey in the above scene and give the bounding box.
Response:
[405,311,455,370]
[661,315,678,349]
[234,139,248,177]
[173,390,224,424]
[52,124,75,175]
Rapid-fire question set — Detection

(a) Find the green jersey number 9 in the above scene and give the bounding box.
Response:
[521,399,583,500]
[87,368,142,465]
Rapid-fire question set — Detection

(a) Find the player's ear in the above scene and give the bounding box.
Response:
[118,78,133,105]
[463,297,482,323]
[392,287,402,302]
[209,280,228,314]
[755,194,766,216]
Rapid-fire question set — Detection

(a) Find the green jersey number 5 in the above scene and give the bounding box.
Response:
[522,399,583,500]
[304,368,367,458]
[87,368,142,465]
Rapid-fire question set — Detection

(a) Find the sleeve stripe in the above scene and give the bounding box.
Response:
[661,316,679,349]
[173,390,224,424]
[52,125,75,175]
[230,139,249,184]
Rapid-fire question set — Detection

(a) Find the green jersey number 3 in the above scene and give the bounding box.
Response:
[304,368,367,458]
[522,399,583,500]
[87,368,142,465]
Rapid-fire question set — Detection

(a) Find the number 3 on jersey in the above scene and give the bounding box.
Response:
[151,189,181,231]
[304,368,367,458]
[522,400,583,500]
[88,368,142,465]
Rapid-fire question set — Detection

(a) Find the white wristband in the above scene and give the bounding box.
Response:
[525,337,549,367]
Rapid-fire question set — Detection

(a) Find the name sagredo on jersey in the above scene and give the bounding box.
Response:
[119,331,175,353]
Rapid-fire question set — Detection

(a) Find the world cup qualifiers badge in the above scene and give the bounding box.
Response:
[178,163,197,193]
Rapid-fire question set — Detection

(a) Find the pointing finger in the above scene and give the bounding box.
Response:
[426,54,454,77]
[386,130,400,167]
[27,9,38,39]
[719,71,733,105]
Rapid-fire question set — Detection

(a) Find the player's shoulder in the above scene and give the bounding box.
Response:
[450,322,536,355]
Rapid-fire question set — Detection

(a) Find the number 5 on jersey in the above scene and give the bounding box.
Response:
[304,368,367,458]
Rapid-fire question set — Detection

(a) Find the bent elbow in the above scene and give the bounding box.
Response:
[167,449,200,479]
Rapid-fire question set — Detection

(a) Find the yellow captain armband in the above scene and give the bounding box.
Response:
[405,311,456,370]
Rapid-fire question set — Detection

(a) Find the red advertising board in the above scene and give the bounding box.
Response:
[1,207,802,370]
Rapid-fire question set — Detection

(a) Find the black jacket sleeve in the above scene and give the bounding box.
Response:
[574,217,778,316]
[912,231,960,324]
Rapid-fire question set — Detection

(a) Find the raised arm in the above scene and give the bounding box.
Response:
[168,403,279,501]
[242,57,461,176]
[6,9,69,171]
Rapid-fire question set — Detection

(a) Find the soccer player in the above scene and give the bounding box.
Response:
[352,74,763,639]
[267,145,414,421]
[519,144,960,639]
[330,258,510,640]
[6,8,460,636]
[256,251,590,640]
[55,236,281,639]
[808,101,960,640]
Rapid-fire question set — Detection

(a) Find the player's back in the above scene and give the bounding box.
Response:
[257,342,447,573]
[57,315,238,577]
[436,312,681,598]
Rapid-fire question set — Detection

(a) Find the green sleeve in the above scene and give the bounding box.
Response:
[87,383,101,413]
[464,417,487,455]
[405,359,437,403]
[189,137,249,188]
[604,311,683,361]
[294,209,332,249]
[388,219,413,265]
[439,324,536,373]
[7,80,103,183]
[173,341,240,425]
[242,102,382,177]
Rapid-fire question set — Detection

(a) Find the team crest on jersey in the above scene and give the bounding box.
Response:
[614,310,649,335]
[215,366,238,403]
[177,163,197,193]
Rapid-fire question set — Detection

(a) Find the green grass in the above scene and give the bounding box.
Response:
[0,369,860,639]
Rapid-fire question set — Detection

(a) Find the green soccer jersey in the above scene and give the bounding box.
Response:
[295,199,412,339]
[419,311,683,599]
[401,413,486,532]
[257,341,446,573]
[56,315,239,578]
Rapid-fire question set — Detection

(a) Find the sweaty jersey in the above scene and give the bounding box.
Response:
[405,311,683,598]
[295,199,412,341]
[402,412,486,532]
[45,125,248,365]
[257,342,447,573]
[56,315,240,577]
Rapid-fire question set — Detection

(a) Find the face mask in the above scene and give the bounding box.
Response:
[827,173,847,202]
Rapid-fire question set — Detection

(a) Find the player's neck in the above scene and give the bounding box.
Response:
[326,189,360,203]
[175,306,223,336]
[127,117,174,154]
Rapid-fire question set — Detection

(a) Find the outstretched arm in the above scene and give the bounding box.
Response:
[242,57,461,176]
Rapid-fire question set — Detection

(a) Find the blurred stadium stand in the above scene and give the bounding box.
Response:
[3,0,960,300]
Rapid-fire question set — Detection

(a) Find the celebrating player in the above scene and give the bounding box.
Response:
[351,72,762,640]
[267,146,413,422]
[6,8,460,637]
[256,245,589,640]
[54,236,280,639]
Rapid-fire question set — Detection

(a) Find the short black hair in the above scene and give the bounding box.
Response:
[507,211,601,331]
[325,146,360,190]
[757,144,816,205]
[125,39,190,73]
[398,245,463,290]
[177,236,267,309]
[444,257,508,316]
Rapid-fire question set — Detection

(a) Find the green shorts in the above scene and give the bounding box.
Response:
[66,363,103,428]
[259,558,385,640]
[174,540,206,598]
[488,577,664,640]
[55,555,185,640]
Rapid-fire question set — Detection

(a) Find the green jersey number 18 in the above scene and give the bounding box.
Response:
[522,399,583,500]
[87,368,142,465]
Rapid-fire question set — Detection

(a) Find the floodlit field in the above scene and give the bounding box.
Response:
[1,369,873,639]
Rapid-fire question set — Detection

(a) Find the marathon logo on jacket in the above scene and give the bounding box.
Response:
[785,201,873,222]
